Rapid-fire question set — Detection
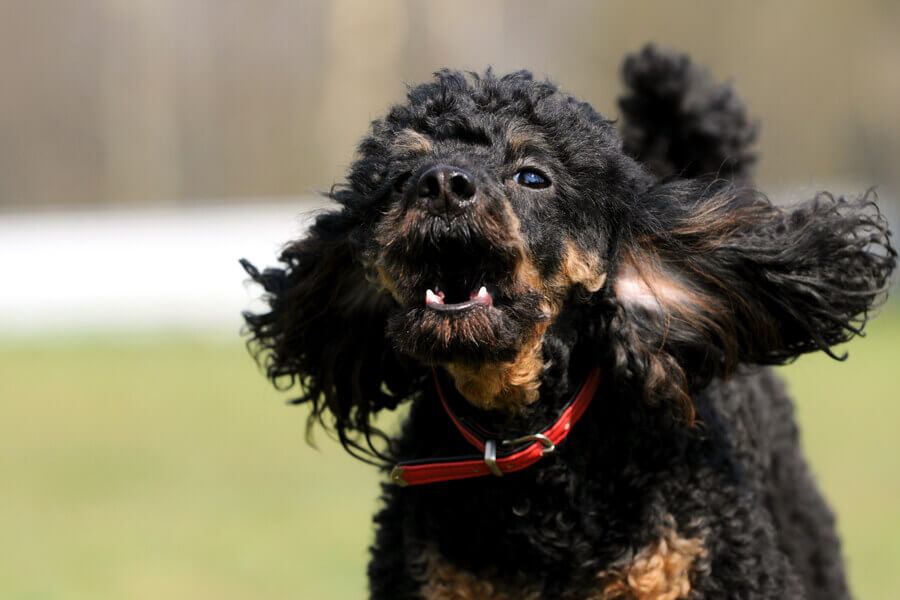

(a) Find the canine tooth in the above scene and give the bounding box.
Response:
[426,289,444,305]
[475,286,493,306]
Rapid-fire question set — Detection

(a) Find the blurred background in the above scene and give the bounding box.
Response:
[1,1,897,598]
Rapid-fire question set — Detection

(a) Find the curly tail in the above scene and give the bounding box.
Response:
[618,44,758,182]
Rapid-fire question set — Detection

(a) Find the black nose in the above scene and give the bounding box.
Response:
[416,165,476,217]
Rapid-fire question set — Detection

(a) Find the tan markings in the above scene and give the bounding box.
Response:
[446,322,549,411]
[504,203,552,305]
[514,250,545,292]
[595,523,706,600]
[392,128,433,156]
[441,209,615,411]
[377,199,608,412]
[558,240,607,293]
[418,549,542,600]
[443,203,555,411]
[375,265,402,300]
[614,246,708,314]
[613,245,730,422]
[507,132,541,156]
[375,201,422,249]
[614,261,691,312]
[453,239,605,411]
[506,123,551,157]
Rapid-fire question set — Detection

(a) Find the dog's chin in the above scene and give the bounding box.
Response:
[386,295,547,364]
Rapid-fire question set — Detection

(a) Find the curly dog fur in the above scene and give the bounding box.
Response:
[243,45,895,598]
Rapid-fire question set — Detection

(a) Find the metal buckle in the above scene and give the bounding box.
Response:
[484,439,503,477]
[485,434,555,477]
[502,433,556,456]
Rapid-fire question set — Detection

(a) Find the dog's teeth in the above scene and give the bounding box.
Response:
[474,286,493,306]
[426,289,444,305]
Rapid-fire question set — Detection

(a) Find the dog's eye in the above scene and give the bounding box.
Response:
[393,171,412,192]
[513,169,550,189]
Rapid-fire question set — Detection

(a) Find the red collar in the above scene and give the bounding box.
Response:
[390,366,602,486]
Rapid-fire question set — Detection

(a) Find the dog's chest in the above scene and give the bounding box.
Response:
[405,468,706,600]
[417,522,705,600]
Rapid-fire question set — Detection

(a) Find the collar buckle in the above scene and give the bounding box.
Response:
[485,433,556,478]
[483,439,503,477]
[391,367,601,486]
[503,433,556,455]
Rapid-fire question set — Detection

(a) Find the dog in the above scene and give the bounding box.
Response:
[242,45,895,598]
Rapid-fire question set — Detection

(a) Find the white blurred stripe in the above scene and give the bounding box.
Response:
[0,198,330,336]
[0,187,895,337]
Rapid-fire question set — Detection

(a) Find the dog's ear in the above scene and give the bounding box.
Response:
[242,206,419,463]
[609,180,895,420]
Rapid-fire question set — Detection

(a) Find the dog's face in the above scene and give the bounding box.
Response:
[244,67,893,456]
[342,72,643,408]
[366,74,627,369]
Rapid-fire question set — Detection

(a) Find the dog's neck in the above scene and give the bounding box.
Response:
[443,325,548,412]
[441,319,582,425]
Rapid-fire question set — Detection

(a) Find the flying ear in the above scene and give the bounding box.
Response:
[242,206,420,463]
[610,180,895,420]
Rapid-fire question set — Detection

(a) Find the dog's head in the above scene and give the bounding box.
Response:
[367,71,635,412]
[244,62,894,461]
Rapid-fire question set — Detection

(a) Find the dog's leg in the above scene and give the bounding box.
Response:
[761,392,852,598]
[368,495,424,600]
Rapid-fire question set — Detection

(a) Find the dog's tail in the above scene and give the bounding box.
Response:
[618,44,758,182]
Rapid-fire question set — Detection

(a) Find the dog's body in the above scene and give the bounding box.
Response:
[244,46,894,598]
[370,368,844,599]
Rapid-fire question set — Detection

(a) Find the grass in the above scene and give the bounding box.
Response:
[1,308,897,599]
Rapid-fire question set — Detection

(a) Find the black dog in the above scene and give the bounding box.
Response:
[243,45,895,598]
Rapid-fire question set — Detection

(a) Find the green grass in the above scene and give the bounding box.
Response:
[1,309,898,599]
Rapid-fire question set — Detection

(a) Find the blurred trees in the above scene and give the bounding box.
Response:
[0,0,897,208]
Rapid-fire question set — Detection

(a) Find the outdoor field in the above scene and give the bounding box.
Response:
[3,2,899,598]
[1,307,898,599]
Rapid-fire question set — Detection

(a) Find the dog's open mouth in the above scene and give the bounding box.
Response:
[426,285,493,312]
[383,255,547,363]
[377,203,548,363]
[410,234,508,316]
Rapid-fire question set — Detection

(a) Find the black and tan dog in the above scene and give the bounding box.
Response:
[243,45,895,598]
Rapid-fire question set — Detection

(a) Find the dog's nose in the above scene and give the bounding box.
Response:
[416,165,476,217]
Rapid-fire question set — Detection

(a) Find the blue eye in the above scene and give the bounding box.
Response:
[514,169,550,188]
